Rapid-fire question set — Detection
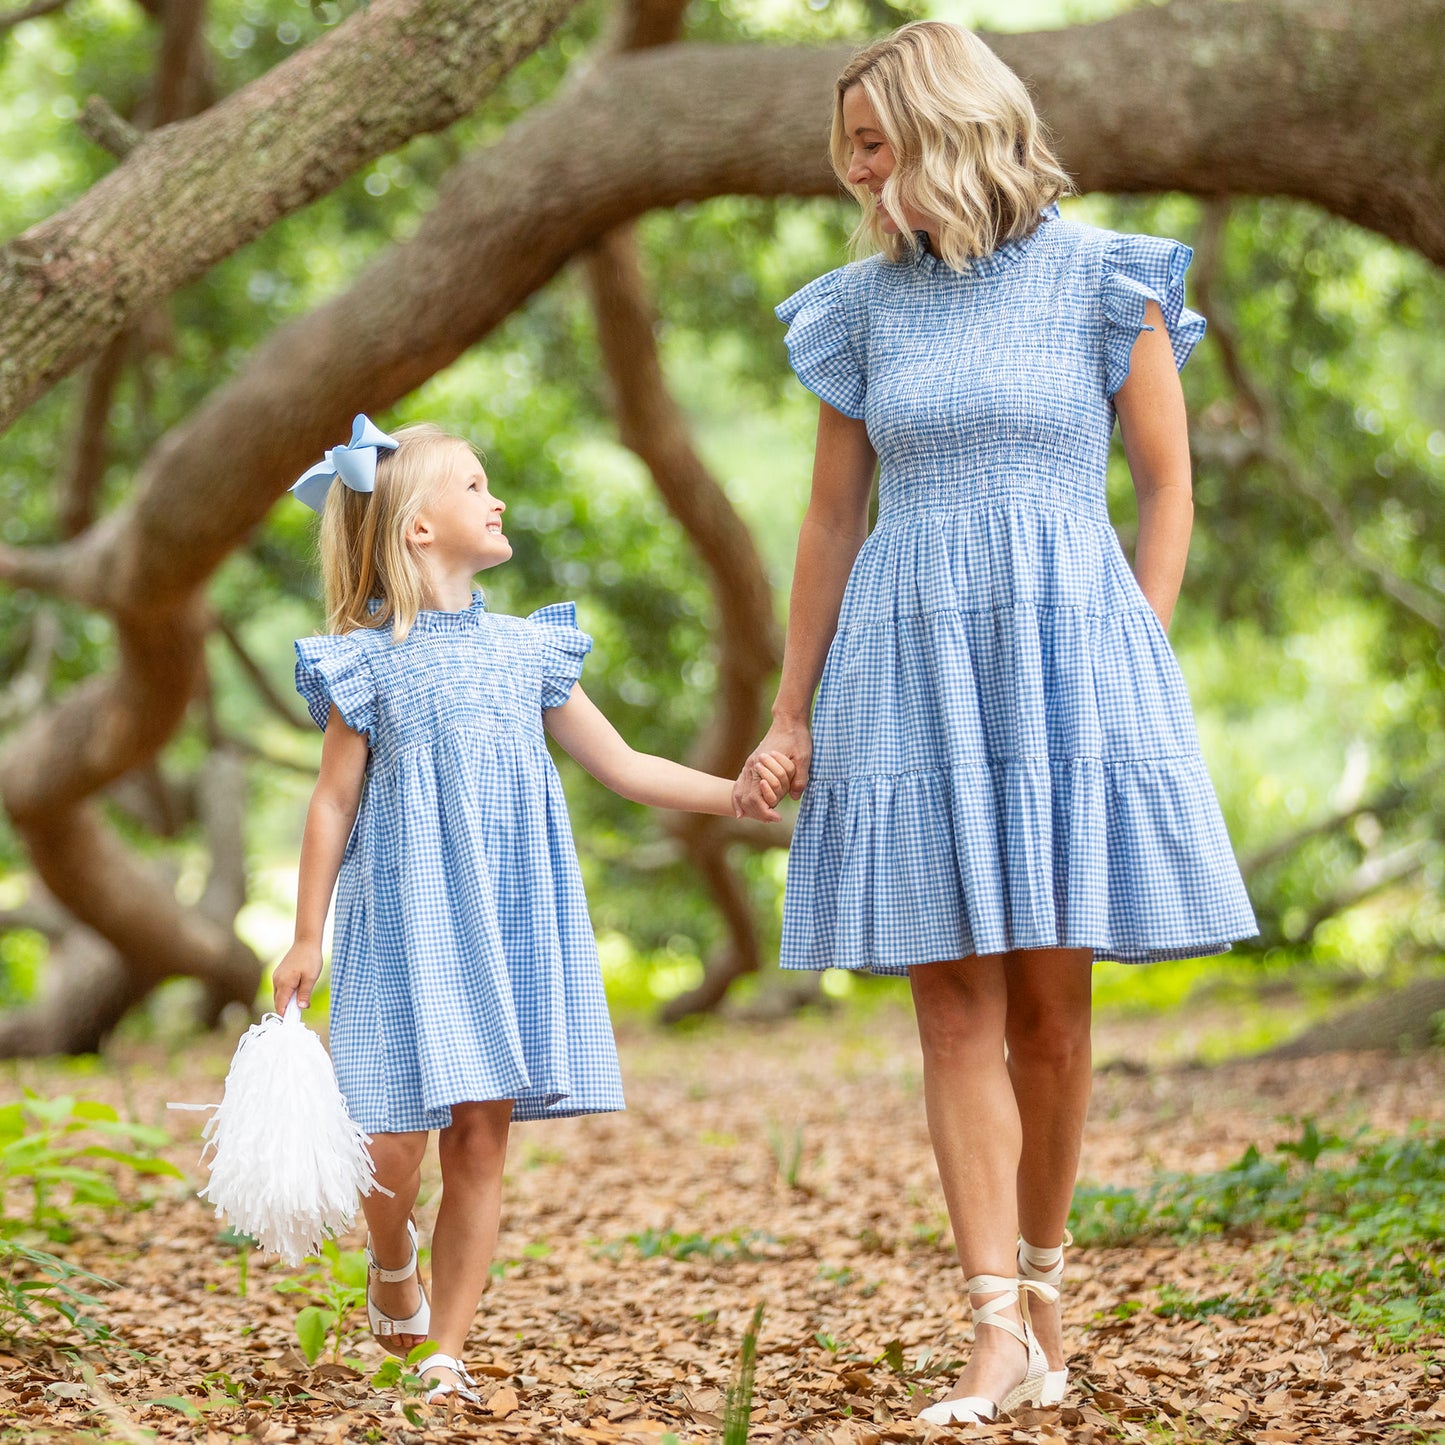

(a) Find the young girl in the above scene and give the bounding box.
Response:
[272,415,792,1405]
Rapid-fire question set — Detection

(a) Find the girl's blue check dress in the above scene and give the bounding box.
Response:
[294,596,625,1132]
[776,208,1258,971]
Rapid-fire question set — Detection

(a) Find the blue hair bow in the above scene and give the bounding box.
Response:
[289,414,399,513]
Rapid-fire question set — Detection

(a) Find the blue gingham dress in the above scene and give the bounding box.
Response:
[776,208,1258,971]
[294,596,625,1131]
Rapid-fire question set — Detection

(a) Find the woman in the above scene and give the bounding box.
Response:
[733,21,1257,1425]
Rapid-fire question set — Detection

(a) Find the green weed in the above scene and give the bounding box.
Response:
[1070,1121,1444,1344]
[0,1092,181,1344]
[767,1121,806,1190]
[722,1302,764,1445]
[273,1239,369,1364]
[601,1227,778,1263]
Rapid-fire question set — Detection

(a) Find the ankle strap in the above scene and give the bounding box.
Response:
[964,1274,1026,1348]
[416,1353,474,1386]
[368,1220,420,1282]
[1018,1229,1072,1282]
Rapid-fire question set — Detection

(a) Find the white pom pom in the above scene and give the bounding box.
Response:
[170,1000,388,1264]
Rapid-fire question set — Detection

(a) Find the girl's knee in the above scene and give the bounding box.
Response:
[439,1101,512,1166]
[369,1130,427,1177]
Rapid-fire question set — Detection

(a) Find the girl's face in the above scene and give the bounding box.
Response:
[411,445,511,572]
[841,85,929,240]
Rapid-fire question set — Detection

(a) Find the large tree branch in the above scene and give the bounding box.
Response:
[4,1,1443,440]
[0,0,69,31]
[0,0,583,431]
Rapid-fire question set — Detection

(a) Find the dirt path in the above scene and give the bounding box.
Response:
[2,1002,1441,1442]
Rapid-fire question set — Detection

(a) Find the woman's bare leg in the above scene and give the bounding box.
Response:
[909,955,1027,1406]
[1005,946,1094,1374]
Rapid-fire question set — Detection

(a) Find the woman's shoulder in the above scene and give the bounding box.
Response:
[776,254,885,324]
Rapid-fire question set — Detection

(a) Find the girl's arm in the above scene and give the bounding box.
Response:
[733,401,877,820]
[272,708,369,1013]
[1114,299,1194,632]
[544,686,790,816]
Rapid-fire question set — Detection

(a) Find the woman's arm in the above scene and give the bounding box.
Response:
[1114,299,1194,632]
[733,401,877,820]
[272,707,369,1013]
[545,685,792,815]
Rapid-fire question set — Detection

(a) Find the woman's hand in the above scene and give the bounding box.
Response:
[733,718,813,822]
[272,942,323,1016]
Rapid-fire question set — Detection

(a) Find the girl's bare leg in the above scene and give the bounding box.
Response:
[422,1099,514,1389]
[360,1131,429,1353]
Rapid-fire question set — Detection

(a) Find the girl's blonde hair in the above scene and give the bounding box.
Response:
[319,423,474,641]
[831,21,1072,271]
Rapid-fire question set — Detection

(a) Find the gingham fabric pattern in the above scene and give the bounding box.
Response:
[294,596,625,1131]
[774,209,1257,972]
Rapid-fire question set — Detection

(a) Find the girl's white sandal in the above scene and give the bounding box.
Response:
[417,1352,480,1406]
[1019,1232,1071,1406]
[366,1218,431,1355]
[918,1274,1058,1425]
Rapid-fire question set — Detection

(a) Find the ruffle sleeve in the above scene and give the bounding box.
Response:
[294,634,376,738]
[528,602,593,710]
[775,268,866,420]
[1101,233,1207,397]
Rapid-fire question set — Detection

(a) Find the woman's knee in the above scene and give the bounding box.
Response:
[909,958,1007,1062]
[1005,999,1091,1074]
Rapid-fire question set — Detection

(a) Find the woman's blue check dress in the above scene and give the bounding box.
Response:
[776,208,1257,971]
[294,596,624,1132]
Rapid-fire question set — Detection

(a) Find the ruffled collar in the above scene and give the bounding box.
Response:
[367,590,487,633]
[913,202,1059,279]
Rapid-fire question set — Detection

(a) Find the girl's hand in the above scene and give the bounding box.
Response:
[272,942,323,1016]
[754,751,796,810]
[734,720,812,822]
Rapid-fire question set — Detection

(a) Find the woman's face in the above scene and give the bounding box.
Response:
[841,84,929,239]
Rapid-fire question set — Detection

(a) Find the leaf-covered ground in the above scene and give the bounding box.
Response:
[1,1000,1442,1443]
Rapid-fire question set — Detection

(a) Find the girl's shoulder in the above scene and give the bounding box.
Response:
[493,602,593,710]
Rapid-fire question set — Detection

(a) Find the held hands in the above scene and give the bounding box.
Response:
[733,721,812,823]
[272,942,323,1017]
[749,751,796,815]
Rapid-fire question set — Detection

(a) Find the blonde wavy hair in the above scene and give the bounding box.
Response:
[831,21,1072,271]
[318,423,475,641]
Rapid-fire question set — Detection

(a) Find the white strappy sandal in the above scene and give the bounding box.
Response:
[417,1352,480,1406]
[918,1273,1059,1425]
[366,1218,431,1356]
[1019,1232,1071,1406]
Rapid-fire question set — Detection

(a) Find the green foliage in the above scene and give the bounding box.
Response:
[0,1092,178,1342]
[0,1237,115,1343]
[0,1093,181,1242]
[369,1339,440,1395]
[601,1227,778,1263]
[722,1302,765,1445]
[1070,1122,1445,1344]
[272,1238,369,1365]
